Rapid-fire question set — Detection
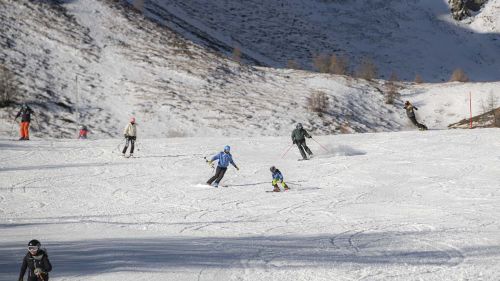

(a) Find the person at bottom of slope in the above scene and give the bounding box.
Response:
[291,123,313,160]
[18,239,52,281]
[270,166,290,192]
[122,117,137,157]
[207,145,239,187]
[404,101,427,130]
[14,103,35,141]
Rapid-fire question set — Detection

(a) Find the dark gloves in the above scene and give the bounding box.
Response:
[307,136,312,139]
[34,268,46,277]
[292,140,296,144]
[414,107,419,110]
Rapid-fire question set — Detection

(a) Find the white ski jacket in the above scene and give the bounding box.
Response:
[123,123,137,137]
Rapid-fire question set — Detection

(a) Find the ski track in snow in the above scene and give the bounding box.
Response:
[0,129,499,280]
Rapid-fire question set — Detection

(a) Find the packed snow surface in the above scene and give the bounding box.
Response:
[1,129,499,280]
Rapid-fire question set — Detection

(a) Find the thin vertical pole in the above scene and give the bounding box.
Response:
[76,75,80,124]
[469,92,472,129]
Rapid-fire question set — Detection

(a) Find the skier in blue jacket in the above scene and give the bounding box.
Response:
[270,166,290,192]
[207,145,239,187]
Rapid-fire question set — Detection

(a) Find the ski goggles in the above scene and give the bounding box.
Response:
[28,246,39,251]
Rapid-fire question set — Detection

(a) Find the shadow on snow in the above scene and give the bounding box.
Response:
[0,231,498,277]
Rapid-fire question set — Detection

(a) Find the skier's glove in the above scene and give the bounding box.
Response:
[292,140,296,144]
[34,268,45,276]
[307,136,312,138]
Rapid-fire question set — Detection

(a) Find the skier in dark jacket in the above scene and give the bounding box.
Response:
[207,145,239,187]
[291,123,313,160]
[404,101,427,130]
[14,103,35,140]
[18,239,52,281]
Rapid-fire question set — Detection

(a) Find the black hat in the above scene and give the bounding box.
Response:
[28,239,41,247]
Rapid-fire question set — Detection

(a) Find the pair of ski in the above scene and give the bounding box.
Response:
[265,189,290,193]
[298,155,314,161]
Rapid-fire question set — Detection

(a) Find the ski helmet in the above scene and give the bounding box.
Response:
[28,239,41,251]
[130,117,136,123]
[296,123,303,129]
[224,145,230,152]
[270,166,276,172]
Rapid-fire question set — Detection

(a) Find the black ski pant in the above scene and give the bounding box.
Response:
[296,139,312,159]
[122,137,135,154]
[207,166,227,185]
[409,116,426,129]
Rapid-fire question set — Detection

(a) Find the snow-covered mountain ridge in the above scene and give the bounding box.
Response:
[0,0,499,139]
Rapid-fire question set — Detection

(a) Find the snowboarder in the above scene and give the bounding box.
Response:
[404,101,427,130]
[206,145,239,187]
[18,239,52,281]
[122,117,137,157]
[270,166,290,192]
[78,125,88,139]
[14,103,35,140]
[291,123,313,160]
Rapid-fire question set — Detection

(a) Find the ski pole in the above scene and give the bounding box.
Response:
[204,157,215,169]
[115,139,125,153]
[33,115,41,132]
[281,143,294,159]
[9,121,15,138]
[311,137,329,152]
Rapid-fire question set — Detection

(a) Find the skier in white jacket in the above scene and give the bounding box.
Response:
[122,117,137,157]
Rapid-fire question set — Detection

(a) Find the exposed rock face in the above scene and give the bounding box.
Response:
[449,0,488,20]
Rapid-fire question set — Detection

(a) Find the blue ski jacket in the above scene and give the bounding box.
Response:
[211,152,237,168]
[272,169,284,181]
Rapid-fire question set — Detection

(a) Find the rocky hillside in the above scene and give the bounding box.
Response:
[135,0,500,82]
[449,0,488,20]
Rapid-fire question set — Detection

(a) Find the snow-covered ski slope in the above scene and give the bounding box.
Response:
[138,0,500,82]
[1,129,499,280]
[1,0,500,139]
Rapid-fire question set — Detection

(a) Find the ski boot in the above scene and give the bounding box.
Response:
[283,183,290,191]
[272,184,280,192]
